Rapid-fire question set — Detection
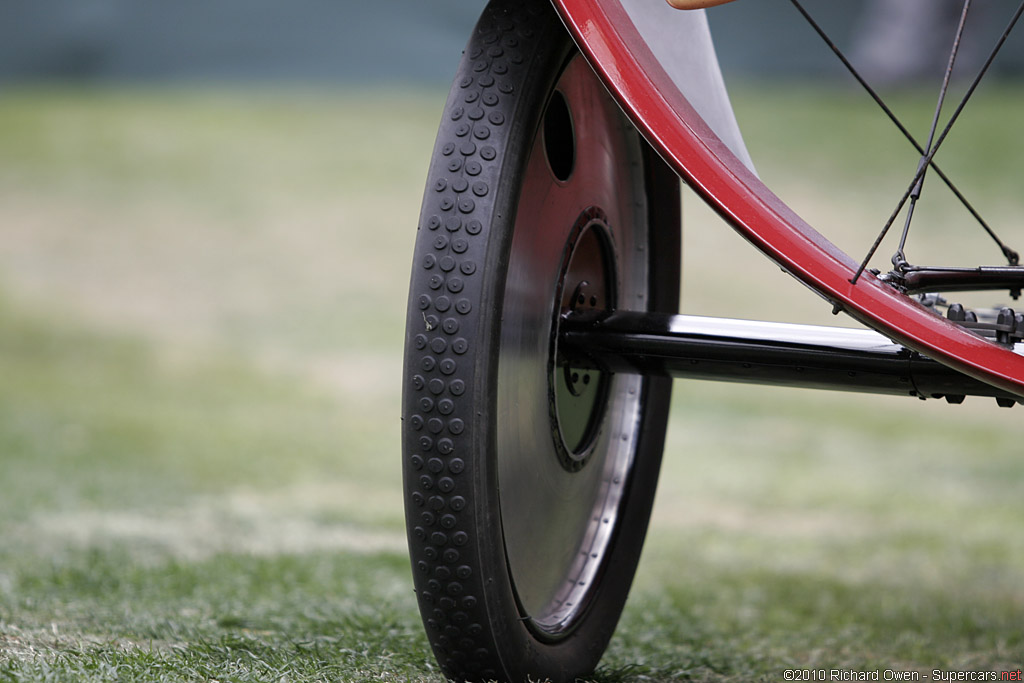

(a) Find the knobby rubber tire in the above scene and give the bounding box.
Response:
[402,0,681,680]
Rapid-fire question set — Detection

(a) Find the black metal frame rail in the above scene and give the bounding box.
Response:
[559,311,1022,405]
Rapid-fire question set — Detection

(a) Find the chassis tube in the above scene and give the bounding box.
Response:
[559,311,1022,402]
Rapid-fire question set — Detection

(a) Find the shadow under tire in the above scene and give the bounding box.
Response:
[402,0,680,680]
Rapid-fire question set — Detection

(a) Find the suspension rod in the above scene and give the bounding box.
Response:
[559,311,1022,403]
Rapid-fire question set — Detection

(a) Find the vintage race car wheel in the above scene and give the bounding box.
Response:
[402,0,681,680]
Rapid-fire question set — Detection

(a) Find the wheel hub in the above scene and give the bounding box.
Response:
[550,209,616,472]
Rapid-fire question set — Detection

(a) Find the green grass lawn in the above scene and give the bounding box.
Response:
[0,84,1022,681]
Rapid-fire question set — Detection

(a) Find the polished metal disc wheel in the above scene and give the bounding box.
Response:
[499,54,657,637]
[402,0,680,680]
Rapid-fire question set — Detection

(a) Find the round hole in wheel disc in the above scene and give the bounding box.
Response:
[544,90,575,182]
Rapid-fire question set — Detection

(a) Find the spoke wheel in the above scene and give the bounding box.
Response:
[402,1,679,680]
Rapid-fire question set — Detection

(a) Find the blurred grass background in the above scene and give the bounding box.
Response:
[1,35,1024,683]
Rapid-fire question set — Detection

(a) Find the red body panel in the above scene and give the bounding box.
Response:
[550,0,1024,397]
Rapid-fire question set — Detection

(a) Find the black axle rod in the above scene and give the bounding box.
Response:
[559,311,1022,404]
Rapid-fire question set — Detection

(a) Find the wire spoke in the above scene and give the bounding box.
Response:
[788,0,1020,280]
[850,0,1024,283]
[892,0,971,271]
[791,0,1014,265]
